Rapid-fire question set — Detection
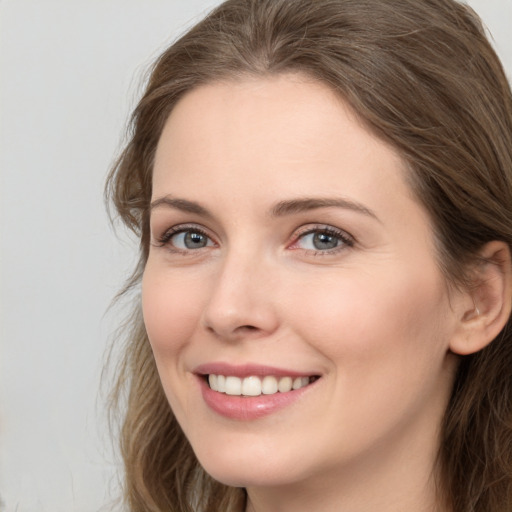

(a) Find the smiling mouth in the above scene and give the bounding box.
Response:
[206,374,319,397]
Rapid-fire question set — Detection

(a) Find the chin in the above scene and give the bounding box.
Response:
[195,446,306,489]
[204,465,293,489]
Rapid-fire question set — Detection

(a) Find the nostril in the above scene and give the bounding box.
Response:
[205,324,258,336]
[236,325,261,334]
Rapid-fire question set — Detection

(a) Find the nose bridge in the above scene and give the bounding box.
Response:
[202,242,278,339]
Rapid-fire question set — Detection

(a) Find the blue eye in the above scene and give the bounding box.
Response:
[158,227,215,251]
[292,227,353,253]
[299,232,341,250]
[171,230,213,250]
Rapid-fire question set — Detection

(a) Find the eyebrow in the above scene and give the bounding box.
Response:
[150,196,213,218]
[270,197,379,221]
[150,195,379,221]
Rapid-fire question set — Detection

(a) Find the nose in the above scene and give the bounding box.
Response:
[201,250,280,341]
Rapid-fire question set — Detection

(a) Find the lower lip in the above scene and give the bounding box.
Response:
[198,377,316,421]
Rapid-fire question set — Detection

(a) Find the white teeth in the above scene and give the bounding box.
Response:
[278,376,293,392]
[225,376,242,395]
[207,374,313,396]
[262,375,278,394]
[242,376,261,396]
[217,374,226,393]
[292,377,302,390]
[208,374,218,391]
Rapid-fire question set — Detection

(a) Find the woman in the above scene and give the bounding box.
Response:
[106,0,512,510]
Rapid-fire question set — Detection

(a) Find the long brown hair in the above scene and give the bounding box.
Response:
[106,0,512,510]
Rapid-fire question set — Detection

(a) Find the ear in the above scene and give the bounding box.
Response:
[449,241,512,356]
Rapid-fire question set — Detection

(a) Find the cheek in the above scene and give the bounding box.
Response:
[283,266,455,448]
[141,264,204,356]
[285,263,452,370]
[141,264,209,426]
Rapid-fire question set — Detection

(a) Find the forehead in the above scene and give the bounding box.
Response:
[153,74,409,199]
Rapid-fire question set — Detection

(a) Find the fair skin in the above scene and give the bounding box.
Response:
[142,74,485,512]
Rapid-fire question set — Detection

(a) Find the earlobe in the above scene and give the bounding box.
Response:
[450,241,512,356]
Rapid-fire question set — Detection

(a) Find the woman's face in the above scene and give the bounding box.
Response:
[143,75,462,492]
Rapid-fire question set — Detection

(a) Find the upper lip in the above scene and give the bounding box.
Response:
[194,362,319,378]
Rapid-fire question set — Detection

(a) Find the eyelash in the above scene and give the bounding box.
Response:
[154,224,354,256]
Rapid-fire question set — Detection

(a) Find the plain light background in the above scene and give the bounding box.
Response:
[0,1,511,511]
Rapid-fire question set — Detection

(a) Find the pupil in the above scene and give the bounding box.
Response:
[185,232,206,248]
[313,232,338,250]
